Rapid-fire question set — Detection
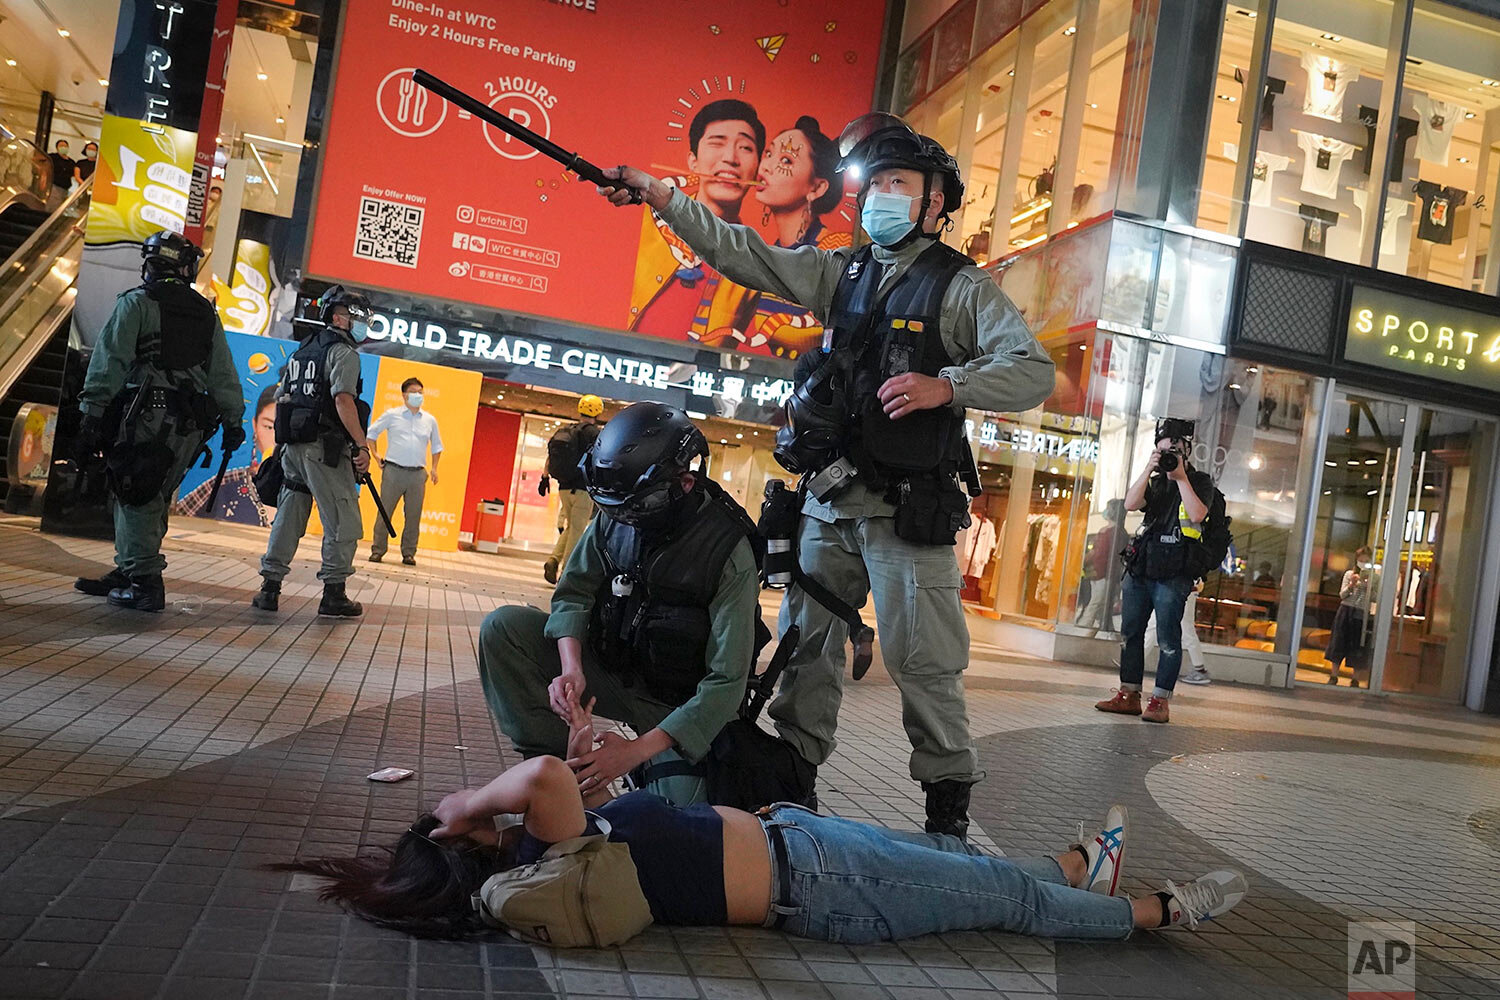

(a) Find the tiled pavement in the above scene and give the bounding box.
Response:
[2,515,1499,999]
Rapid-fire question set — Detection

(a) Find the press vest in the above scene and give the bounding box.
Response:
[589,483,754,706]
[827,241,971,482]
[274,326,361,445]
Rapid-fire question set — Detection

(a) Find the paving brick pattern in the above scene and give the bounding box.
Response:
[2,516,1499,998]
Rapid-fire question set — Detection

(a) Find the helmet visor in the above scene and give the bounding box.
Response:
[838,112,912,159]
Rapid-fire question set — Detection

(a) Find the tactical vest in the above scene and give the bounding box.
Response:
[827,240,971,483]
[139,279,216,372]
[589,482,756,706]
[275,326,361,445]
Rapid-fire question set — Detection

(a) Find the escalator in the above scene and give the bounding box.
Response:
[0,183,89,512]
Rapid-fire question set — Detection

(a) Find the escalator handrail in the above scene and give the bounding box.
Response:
[0,192,89,328]
[0,181,91,277]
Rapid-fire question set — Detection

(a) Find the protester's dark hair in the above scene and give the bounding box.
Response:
[690,99,766,156]
[268,814,511,939]
[401,377,423,393]
[55,139,68,149]
[793,116,842,216]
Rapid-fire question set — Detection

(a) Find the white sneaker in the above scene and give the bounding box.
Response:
[1160,870,1248,928]
[1180,666,1211,685]
[1078,804,1128,896]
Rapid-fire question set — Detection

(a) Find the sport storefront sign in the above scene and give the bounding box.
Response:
[1345,285,1500,395]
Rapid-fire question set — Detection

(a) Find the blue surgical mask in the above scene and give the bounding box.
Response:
[407,392,423,408]
[350,320,370,343]
[861,190,917,246]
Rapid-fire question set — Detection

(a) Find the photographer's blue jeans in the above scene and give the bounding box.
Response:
[760,805,1134,943]
[1119,573,1195,695]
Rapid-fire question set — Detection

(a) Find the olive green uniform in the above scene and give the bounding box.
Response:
[655,190,1055,783]
[479,515,759,804]
[259,338,364,584]
[78,287,243,577]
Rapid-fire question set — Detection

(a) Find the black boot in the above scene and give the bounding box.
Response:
[317,582,363,618]
[107,575,166,613]
[922,780,975,840]
[75,568,129,596]
[251,578,280,611]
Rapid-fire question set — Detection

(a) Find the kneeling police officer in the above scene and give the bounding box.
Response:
[250,286,372,617]
[597,114,1056,836]
[74,232,244,611]
[478,402,762,806]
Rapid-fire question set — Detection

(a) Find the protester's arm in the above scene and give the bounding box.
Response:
[78,294,146,416]
[1172,468,1210,524]
[430,756,586,844]
[598,167,848,320]
[1125,456,1161,512]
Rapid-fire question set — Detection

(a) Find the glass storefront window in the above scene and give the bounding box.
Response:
[1240,0,1397,265]
[1381,0,1500,290]
[1197,3,1267,233]
[956,31,1020,264]
[1065,0,1133,226]
[1008,2,1077,252]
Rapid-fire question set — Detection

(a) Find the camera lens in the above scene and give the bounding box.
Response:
[1158,451,1179,473]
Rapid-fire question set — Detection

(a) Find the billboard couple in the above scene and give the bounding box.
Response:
[629,99,848,361]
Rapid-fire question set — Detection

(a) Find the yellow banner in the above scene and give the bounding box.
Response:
[359,357,481,553]
[84,114,197,244]
[215,239,273,336]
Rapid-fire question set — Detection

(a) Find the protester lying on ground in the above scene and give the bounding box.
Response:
[276,690,1248,946]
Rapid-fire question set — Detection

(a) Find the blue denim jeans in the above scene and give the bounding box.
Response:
[1119,572,1195,695]
[759,805,1134,943]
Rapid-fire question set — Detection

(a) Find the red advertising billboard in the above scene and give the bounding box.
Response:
[307,0,887,360]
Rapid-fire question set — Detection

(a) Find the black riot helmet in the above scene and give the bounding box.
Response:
[315,284,372,325]
[837,112,964,225]
[581,402,709,527]
[141,230,202,283]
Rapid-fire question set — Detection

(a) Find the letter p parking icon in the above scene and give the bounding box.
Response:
[1348,921,1415,999]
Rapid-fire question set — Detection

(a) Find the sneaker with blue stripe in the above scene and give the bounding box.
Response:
[1080,804,1128,896]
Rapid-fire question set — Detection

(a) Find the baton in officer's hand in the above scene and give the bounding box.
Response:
[355,449,397,539]
[411,69,642,204]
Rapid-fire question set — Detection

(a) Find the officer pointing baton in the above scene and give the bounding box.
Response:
[592,116,1056,839]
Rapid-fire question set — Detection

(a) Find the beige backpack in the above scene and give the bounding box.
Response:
[471,815,653,947]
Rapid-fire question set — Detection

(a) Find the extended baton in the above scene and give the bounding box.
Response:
[411,69,642,203]
[356,453,398,539]
[199,440,233,517]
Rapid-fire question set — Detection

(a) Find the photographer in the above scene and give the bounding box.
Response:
[478,402,763,807]
[595,113,1054,837]
[1096,419,1220,724]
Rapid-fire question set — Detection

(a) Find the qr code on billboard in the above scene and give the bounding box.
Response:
[354,196,422,268]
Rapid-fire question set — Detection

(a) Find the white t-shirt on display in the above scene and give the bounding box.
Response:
[1249,151,1293,206]
[1411,94,1465,165]
[1351,189,1411,255]
[1301,52,1358,122]
[1297,132,1356,199]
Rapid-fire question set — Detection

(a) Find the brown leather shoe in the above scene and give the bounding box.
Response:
[1141,696,1170,724]
[1095,689,1142,715]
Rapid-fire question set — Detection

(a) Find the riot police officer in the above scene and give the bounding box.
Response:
[478,402,763,806]
[73,231,244,612]
[249,286,372,617]
[597,114,1056,837]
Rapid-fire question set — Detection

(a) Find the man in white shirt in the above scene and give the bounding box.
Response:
[367,377,444,565]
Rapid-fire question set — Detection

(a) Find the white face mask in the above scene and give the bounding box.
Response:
[406,392,423,408]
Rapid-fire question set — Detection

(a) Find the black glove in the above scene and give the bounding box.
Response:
[74,414,102,462]
[222,424,247,453]
[537,476,550,497]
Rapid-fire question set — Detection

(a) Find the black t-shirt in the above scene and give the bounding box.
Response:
[49,153,74,186]
[1299,204,1339,255]
[76,157,96,182]
[1235,68,1286,132]
[1141,468,1215,536]
[515,792,727,925]
[1358,106,1419,180]
[1413,181,1466,244]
